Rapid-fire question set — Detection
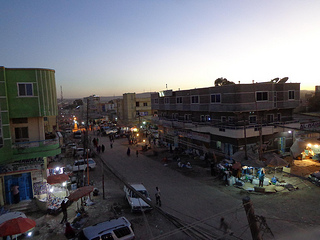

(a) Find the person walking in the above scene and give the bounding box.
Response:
[136,150,139,157]
[259,168,265,187]
[219,217,233,237]
[110,142,113,149]
[60,199,68,224]
[127,147,130,156]
[101,144,105,153]
[155,187,161,207]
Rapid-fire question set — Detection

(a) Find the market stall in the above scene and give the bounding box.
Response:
[290,138,320,160]
[34,161,70,214]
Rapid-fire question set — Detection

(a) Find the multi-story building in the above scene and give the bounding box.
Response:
[116,93,154,127]
[151,80,300,157]
[0,67,61,205]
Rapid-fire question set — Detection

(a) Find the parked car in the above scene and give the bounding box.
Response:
[124,183,152,212]
[74,148,93,158]
[308,171,320,186]
[68,158,96,172]
[78,216,135,240]
[66,142,77,149]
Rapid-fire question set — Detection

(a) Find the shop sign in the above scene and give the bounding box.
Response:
[0,158,44,174]
[300,121,320,130]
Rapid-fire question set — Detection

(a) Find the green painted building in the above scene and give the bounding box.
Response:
[0,66,61,205]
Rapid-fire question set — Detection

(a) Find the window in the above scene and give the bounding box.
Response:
[184,114,191,121]
[176,97,182,104]
[200,115,205,122]
[191,96,199,104]
[221,116,227,122]
[18,83,33,96]
[256,91,268,101]
[228,117,235,123]
[210,94,221,103]
[267,114,274,123]
[277,113,281,122]
[288,90,295,100]
[205,115,210,121]
[154,99,159,104]
[15,127,29,142]
[143,102,148,107]
[113,226,132,238]
[249,116,257,124]
[164,98,170,104]
[136,102,139,107]
[172,113,177,119]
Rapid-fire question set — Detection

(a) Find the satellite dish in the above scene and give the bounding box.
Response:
[278,77,289,83]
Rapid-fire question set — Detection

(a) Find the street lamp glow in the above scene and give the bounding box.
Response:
[307,143,312,147]
[288,131,292,133]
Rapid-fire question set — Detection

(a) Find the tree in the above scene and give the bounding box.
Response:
[214,77,235,86]
[307,94,320,112]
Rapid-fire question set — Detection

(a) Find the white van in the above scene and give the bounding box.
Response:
[78,217,135,240]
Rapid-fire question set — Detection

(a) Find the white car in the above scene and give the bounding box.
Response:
[78,217,135,240]
[69,158,96,172]
[124,183,152,212]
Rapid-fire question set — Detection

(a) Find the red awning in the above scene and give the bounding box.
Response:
[47,174,69,184]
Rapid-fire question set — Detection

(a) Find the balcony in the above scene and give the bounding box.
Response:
[12,137,61,161]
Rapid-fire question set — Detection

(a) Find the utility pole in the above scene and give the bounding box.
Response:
[242,196,262,240]
[86,98,90,185]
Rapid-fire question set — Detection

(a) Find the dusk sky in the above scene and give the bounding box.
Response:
[1,1,319,98]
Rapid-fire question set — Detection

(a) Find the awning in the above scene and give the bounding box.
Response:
[68,186,94,201]
[47,174,69,184]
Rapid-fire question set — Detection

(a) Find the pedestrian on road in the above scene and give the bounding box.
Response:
[101,144,105,153]
[136,150,139,157]
[155,187,161,207]
[127,147,130,156]
[259,168,265,187]
[110,142,113,149]
[60,199,68,224]
[219,217,233,237]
